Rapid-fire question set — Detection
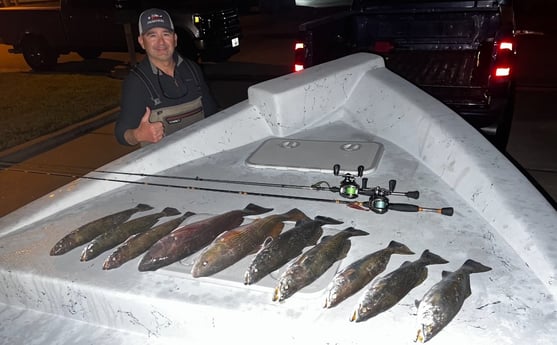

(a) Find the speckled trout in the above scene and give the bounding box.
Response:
[273,227,369,302]
[350,250,448,322]
[324,240,414,308]
[50,203,154,256]
[191,208,309,278]
[138,203,273,271]
[415,259,492,343]
[244,215,344,285]
[80,207,180,262]
[102,211,196,270]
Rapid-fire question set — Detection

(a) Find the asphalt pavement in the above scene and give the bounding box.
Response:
[1,8,556,218]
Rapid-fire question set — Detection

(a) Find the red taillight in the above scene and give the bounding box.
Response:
[294,41,305,72]
[499,41,513,51]
[495,67,511,77]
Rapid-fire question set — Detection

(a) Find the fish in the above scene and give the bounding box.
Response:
[191,208,309,278]
[138,203,273,272]
[350,250,448,322]
[80,207,181,262]
[415,259,492,343]
[50,203,154,256]
[244,215,344,285]
[323,240,414,309]
[273,227,369,302]
[102,211,196,270]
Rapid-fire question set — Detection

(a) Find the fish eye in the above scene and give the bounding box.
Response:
[202,261,208,266]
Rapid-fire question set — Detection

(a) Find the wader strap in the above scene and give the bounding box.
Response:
[130,67,162,106]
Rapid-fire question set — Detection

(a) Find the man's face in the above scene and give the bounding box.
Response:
[138,27,177,62]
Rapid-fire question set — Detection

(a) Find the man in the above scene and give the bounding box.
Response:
[115,8,218,146]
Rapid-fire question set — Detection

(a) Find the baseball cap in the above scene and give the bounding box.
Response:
[138,8,175,35]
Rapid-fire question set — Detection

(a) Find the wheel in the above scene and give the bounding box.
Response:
[21,35,58,71]
[77,49,102,60]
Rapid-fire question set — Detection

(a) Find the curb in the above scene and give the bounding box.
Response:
[0,107,120,165]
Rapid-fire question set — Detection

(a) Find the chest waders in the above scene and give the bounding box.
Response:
[131,60,205,141]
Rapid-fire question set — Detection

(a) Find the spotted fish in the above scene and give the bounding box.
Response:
[273,227,369,302]
[102,211,196,270]
[50,203,153,256]
[324,240,414,308]
[80,207,180,262]
[138,203,273,271]
[244,215,343,285]
[350,250,448,322]
[415,259,492,343]
[191,208,309,278]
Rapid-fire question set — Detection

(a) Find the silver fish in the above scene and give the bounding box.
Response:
[50,203,153,256]
[415,259,492,343]
[350,250,448,322]
[80,207,181,262]
[244,215,343,285]
[323,240,414,308]
[273,227,369,302]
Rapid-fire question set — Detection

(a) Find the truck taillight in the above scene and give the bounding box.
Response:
[294,41,305,72]
[493,38,515,79]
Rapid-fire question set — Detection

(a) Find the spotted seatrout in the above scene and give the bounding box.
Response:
[350,250,448,322]
[191,208,309,278]
[415,259,492,343]
[80,207,180,262]
[244,215,343,285]
[102,211,196,270]
[324,240,414,308]
[138,203,273,271]
[273,227,369,302]
[50,203,153,256]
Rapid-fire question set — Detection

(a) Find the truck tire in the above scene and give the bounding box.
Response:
[21,35,58,71]
[77,49,102,60]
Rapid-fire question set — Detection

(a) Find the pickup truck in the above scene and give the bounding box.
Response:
[0,0,241,70]
[293,0,516,151]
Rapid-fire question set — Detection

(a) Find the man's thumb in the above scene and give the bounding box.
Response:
[140,107,151,123]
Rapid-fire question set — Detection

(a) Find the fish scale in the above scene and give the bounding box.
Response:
[102,211,196,270]
[244,215,344,285]
[191,208,309,278]
[273,227,369,302]
[80,207,180,262]
[138,203,273,272]
[323,240,414,308]
[350,249,448,323]
[49,203,154,256]
[415,259,492,343]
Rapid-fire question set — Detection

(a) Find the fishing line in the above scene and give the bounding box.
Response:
[2,164,453,215]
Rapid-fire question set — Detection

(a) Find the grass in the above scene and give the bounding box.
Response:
[0,72,122,151]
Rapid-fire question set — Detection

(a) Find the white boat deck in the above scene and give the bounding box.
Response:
[1,53,556,344]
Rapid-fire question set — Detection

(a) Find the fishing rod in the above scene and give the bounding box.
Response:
[2,164,454,216]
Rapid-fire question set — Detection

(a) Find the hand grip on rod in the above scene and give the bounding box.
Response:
[388,203,454,216]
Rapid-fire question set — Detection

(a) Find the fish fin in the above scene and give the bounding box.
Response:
[162,207,181,216]
[347,202,369,211]
[343,227,369,237]
[136,204,154,211]
[414,299,421,309]
[314,216,344,225]
[243,203,274,215]
[281,208,310,222]
[462,259,492,273]
[441,270,452,278]
[387,240,414,255]
[420,250,449,265]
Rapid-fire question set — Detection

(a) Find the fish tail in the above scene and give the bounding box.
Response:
[462,259,492,273]
[161,207,181,216]
[314,215,343,225]
[242,203,274,216]
[281,208,310,221]
[136,204,154,211]
[387,240,414,255]
[420,249,449,265]
[342,227,369,238]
